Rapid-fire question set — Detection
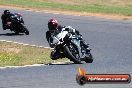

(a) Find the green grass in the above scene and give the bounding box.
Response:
[0,41,68,67]
[0,0,132,16]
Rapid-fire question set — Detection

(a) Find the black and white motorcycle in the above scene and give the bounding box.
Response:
[51,29,93,64]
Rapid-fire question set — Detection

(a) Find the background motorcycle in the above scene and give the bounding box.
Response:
[6,15,29,35]
[51,29,93,64]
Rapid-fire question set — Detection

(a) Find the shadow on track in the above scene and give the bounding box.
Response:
[0,33,24,36]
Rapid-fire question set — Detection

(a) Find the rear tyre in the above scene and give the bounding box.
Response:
[14,30,19,34]
[50,50,59,60]
[64,45,81,64]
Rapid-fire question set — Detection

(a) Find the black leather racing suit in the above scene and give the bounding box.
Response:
[46,25,89,60]
[1,13,14,30]
[1,13,24,30]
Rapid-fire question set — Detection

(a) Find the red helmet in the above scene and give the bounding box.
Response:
[48,19,58,31]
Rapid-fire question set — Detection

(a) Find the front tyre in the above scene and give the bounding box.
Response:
[64,45,81,64]
[24,29,29,35]
[85,54,93,63]
[21,24,29,35]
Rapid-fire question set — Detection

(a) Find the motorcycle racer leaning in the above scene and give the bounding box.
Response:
[1,10,24,30]
[46,18,91,60]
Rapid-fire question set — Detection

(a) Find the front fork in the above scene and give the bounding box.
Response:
[70,40,84,60]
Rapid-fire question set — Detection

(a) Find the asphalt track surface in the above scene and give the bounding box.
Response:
[0,8,132,88]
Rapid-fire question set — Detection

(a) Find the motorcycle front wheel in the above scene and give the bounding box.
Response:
[64,45,81,64]
[85,53,93,63]
[24,29,29,35]
[21,24,29,35]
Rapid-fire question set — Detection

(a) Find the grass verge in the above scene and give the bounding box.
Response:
[0,0,132,16]
[0,41,68,67]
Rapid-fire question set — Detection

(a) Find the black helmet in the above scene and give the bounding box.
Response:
[4,10,10,15]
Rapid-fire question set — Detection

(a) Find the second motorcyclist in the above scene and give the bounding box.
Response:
[1,10,24,31]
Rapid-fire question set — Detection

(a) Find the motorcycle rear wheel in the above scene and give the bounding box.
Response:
[14,30,19,34]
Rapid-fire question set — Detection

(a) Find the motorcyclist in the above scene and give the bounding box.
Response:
[46,18,90,60]
[1,10,24,30]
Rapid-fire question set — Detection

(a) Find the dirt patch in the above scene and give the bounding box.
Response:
[0,5,132,20]
[39,0,79,5]
[1,48,21,53]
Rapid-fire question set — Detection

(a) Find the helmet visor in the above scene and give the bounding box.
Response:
[48,23,57,31]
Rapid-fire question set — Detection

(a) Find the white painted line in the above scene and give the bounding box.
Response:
[0,40,50,48]
[51,61,73,65]
[23,44,29,46]
[0,61,71,69]
[0,64,46,69]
